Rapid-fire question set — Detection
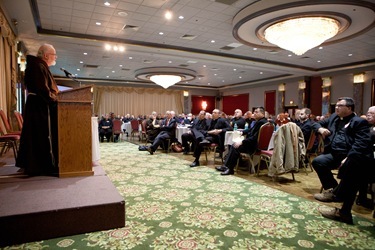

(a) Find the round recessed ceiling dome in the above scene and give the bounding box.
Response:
[232,0,375,53]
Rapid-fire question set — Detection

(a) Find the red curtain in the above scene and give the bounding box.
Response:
[191,95,216,115]
[222,94,249,115]
[264,91,276,116]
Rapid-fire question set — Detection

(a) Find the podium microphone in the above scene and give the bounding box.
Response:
[60,67,73,77]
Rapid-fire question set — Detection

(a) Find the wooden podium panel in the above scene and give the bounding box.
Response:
[58,86,93,177]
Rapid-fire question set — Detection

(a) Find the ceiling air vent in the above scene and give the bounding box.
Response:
[121,68,131,71]
[84,64,100,69]
[180,34,197,40]
[122,24,139,31]
[178,64,189,67]
[215,0,239,5]
[220,46,235,50]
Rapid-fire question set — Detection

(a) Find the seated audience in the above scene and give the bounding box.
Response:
[181,110,208,154]
[189,109,230,167]
[312,97,372,224]
[99,113,113,142]
[229,109,246,130]
[215,107,268,175]
[146,111,177,154]
[297,108,316,146]
[146,111,161,142]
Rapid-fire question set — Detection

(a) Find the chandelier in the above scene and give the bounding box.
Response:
[135,67,196,89]
[264,17,340,55]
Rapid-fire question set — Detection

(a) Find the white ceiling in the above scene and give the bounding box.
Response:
[1,0,375,90]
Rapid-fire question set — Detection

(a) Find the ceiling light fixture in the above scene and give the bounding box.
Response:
[135,67,196,89]
[264,17,340,55]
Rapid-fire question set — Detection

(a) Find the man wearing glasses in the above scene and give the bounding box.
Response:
[16,44,59,176]
[312,97,372,224]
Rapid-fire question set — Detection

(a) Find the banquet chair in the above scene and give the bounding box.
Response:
[235,122,274,174]
[303,131,324,172]
[258,123,306,181]
[112,119,123,142]
[0,109,21,135]
[140,119,148,142]
[130,119,140,140]
[203,143,223,164]
[14,111,23,130]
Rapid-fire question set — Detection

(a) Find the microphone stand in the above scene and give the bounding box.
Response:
[65,73,81,87]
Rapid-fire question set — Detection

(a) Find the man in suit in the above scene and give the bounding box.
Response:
[146,111,177,155]
[312,97,372,224]
[297,108,315,146]
[216,107,268,175]
[189,109,231,167]
[229,109,246,130]
[181,110,208,154]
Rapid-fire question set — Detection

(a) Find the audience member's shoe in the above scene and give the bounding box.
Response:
[221,168,234,175]
[320,207,353,225]
[314,189,342,202]
[100,138,104,143]
[200,139,211,145]
[190,161,200,167]
[356,198,374,210]
[146,147,154,155]
[215,165,228,172]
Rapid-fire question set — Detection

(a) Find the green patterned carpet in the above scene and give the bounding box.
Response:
[5,141,375,249]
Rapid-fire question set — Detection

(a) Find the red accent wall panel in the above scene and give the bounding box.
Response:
[222,94,249,115]
[191,95,216,115]
[264,91,276,116]
[310,76,323,116]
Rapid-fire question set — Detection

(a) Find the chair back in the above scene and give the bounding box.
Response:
[257,122,275,150]
[14,111,23,130]
[141,119,147,133]
[306,131,317,151]
[0,109,12,132]
[112,119,122,134]
[130,119,139,130]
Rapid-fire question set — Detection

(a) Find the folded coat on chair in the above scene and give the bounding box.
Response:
[268,123,306,176]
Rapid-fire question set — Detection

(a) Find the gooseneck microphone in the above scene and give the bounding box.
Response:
[60,67,73,77]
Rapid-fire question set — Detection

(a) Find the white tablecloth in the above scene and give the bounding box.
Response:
[176,126,190,143]
[121,122,132,134]
[92,117,100,165]
[267,132,276,150]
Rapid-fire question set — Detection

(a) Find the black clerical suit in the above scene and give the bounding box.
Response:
[223,117,268,172]
[99,118,113,142]
[191,117,230,162]
[297,119,315,147]
[181,118,208,153]
[148,117,177,152]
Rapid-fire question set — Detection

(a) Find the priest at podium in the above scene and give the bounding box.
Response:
[16,44,59,176]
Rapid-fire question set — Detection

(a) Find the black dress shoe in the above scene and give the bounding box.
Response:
[215,165,228,172]
[320,207,353,225]
[146,147,154,155]
[221,168,234,175]
[190,161,200,167]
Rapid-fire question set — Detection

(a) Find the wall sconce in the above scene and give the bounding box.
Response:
[289,100,294,105]
[298,80,306,89]
[278,83,285,92]
[183,91,189,97]
[322,77,332,87]
[201,101,207,110]
[353,73,365,83]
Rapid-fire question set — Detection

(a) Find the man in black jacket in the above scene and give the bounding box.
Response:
[146,111,177,155]
[181,110,208,154]
[189,109,230,167]
[216,107,268,175]
[312,97,372,224]
[297,108,315,146]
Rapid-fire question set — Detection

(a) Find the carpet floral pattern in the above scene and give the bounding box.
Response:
[4,142,375,249]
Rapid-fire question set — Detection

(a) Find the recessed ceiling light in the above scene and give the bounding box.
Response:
[105,44,111,50]
[208,83,211,85]
[119,64,123,67]
[168,61,172,63]
[317,60,321,63]
[129,57,133,59]
[214,74,217,76]
[159,32,164,35]
[179,16,184,19]
[222,80,225,82]
[165,10,172,20]
[80,61,83,64]
[288,54,292,57]
[104,1,110,6]
[348,54,353,56]
[233,69,237,71]
[260,72,263,74]
[319,47,323,49]
[253,48,257,50]
[83,52,87,55]
[96,22,101,25]
[106,76,109,78]
[211,40,215,43]
[118,11,128,17]
[239,76,242,78]
[112,71,115,73]
[203,65,206,67]
[77,69,80,71]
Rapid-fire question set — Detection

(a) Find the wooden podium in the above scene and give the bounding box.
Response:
[57,86,94,177]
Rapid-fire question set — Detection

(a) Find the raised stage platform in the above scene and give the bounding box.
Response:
[0,164,125,247]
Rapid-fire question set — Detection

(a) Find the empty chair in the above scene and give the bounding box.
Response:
[130,119,140,140]
[112,119,123,142]
[0,109,21,135]
[14,111,23,131]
